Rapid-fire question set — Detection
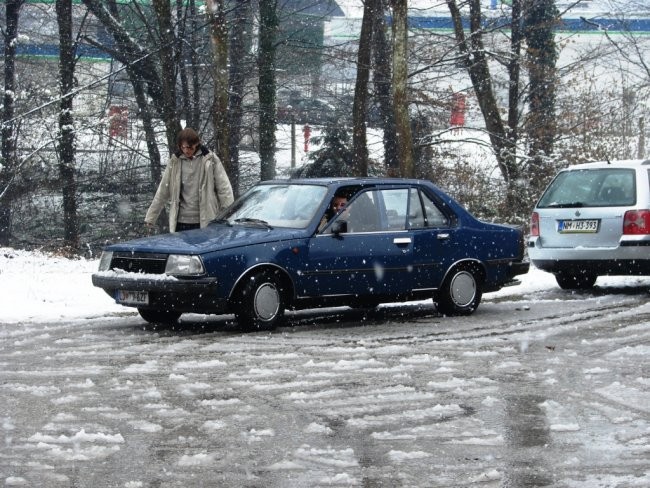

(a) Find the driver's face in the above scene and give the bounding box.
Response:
[332,197,347,210]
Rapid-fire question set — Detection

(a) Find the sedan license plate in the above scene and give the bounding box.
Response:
[558,219,599,233]
[116,290,149,305]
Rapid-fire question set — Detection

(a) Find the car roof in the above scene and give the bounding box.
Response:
[260,177,430,186]
[562,159,650,170]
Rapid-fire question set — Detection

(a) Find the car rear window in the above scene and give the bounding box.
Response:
[537,168,636,208]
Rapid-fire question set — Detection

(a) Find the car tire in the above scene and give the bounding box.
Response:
[554,271,597,290]
[436,263,483,316]
[137,308,181,325]
[235,270,286,331]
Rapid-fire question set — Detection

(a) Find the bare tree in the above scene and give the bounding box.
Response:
[81,0,182,149]
[390,0,414,177]
[207,0,230,169]
[524,0,559,188]
[371,0,398,172]
[228,0,254,195]
[447,0,523,213]
[352,0,373,176]
[0,0,24,245]
[55,0,79,250]
[258,0,278,181]
[176,0,201,130]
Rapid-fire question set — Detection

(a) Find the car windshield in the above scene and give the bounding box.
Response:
[219,183,328,229]
[537,168,636,208]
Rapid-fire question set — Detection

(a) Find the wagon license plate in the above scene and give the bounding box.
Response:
[116,290,149,305]
[558,219,599,233]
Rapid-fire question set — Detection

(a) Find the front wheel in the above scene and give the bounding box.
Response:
[234,270,286,331]
[137,308,181,325]
[436,264,483,316]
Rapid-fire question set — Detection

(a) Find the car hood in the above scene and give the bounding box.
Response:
[104,224,307,255]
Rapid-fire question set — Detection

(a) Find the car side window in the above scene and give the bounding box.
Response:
[345,191,382,232]
[382,189,409,230]
[409,189,450,228]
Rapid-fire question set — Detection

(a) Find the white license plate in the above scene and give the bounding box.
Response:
[558,219,599,233]
[116,290,149,305]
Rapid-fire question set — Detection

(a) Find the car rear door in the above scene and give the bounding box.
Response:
[408,187,460,290]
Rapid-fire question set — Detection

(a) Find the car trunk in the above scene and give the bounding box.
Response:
[537,208,625,248]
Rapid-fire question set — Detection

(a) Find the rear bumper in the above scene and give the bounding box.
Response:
[528,236,650,275]
[529,236,650,259]
[509,260,530,277]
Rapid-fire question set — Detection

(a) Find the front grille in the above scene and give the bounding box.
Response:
[111,252,168,274]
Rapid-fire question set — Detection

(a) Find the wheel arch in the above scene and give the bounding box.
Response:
[441,258,486,285]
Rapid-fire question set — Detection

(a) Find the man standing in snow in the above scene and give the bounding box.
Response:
[144,128,234,233]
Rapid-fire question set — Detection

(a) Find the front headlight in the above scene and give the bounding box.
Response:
[98,251,113,271]
[165,254,205,275]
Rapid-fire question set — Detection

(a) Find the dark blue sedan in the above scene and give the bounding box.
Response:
[92,178,529,330]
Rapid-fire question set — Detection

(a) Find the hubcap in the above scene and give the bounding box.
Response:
[450,271,476,307]
[254,282,280,321]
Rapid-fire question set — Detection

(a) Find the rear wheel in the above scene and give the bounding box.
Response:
[554,271,597,290]
[137,308,181,325]
[235,270,286,331]
[436,264,483,316]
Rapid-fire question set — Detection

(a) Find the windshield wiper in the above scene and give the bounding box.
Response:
[210,218,232,226]
[546,202,586,208]
[234,218,273,229]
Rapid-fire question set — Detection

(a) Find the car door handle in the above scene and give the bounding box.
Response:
[393,237,412,245]
[437,233,450,240]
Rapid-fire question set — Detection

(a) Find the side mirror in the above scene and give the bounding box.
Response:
[331,220,348,235]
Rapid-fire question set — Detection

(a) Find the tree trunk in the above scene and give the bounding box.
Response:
[56,0,79,251]
[352,0,374,176]
[258,0,278,181]
[371,0,398,173]
[390,0,414,177]
[507,0,523,142]
[0,0,23,245]
[524,0,559,191]
[189,0,201,130]
[152,0,180,150]
[228,0,253,196]
[207,0,230,171]
[177,0,191,126]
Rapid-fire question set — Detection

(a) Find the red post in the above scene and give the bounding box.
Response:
[108,106,128,138]
[449,93,466,129]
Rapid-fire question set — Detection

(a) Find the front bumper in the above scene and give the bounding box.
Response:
[92,273,228,314]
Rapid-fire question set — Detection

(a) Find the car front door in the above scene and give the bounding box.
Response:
[300,188,415,298]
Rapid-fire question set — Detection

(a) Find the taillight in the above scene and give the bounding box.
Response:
[530,212,540,237]
[623,209,650,235]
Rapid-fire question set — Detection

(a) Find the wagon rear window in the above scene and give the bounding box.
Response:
[537,168,636,208]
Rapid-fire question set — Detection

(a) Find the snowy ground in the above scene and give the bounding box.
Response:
[1,248,649,487]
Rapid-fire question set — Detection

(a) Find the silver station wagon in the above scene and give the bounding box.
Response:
[529,159,650,289]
